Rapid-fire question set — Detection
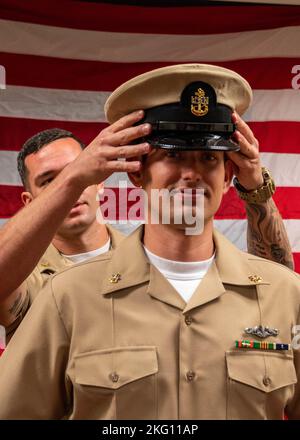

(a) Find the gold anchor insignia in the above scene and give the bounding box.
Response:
[40,262,50,268]
[191,88,209,117]
[109,273,122,284]
[248,275,263,283]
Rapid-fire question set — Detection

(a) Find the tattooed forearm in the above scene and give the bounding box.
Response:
[246,198,294,270]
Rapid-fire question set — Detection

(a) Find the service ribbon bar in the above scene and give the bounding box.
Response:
[235,340,290,351]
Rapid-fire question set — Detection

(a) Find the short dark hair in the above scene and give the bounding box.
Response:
[17,128,85,187]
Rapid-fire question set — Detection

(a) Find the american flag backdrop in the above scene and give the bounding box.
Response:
[0,0,300,271]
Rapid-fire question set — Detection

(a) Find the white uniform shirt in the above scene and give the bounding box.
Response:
[62,239,111,264]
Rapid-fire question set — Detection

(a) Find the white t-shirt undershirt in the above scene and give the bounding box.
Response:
[144,246,215,303]
[62,239,111,264]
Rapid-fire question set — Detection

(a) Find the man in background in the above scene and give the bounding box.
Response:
[0,111,151,338]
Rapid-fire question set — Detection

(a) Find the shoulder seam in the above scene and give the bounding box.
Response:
[247,256,299,280]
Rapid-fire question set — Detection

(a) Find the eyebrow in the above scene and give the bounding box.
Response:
[34,170,55,185]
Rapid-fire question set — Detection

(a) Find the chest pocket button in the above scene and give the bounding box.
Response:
[109,372,119,383]
[263,376,272,387]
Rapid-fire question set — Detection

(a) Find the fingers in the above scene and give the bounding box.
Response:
[102,110,145,135]
[100,142,150,160]
[71,112,150,188]
[232,112,258,148]
[227,129,260,166]
[226,150,254,169]
[232,131,258,161]
[231,112,260,160]
[105,160,142,173]
[99,123,152,147]
[227,133,263,190]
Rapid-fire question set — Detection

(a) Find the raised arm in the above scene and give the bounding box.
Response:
[0,111,151,324]
[245,198,294,270]
[227,113,294,270]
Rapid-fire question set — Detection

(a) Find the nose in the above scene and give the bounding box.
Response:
[181,155,202,183]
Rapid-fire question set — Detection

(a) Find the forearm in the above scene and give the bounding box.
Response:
[245,198,294,270]
[0,111,150,302]
[0,167,83,301]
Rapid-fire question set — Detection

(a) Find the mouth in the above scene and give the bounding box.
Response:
[73,200,87,207]
[69,201,88,214]
[170,187,209,197]
[168,188,208,208]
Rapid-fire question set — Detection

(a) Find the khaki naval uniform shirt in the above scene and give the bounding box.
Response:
[6,225,123,341]
[0,226,299,420]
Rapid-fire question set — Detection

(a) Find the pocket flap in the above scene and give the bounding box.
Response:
[75,345,158,390]
[226,350,297,393]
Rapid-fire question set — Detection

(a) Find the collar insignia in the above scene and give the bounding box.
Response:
[109,273,122,284]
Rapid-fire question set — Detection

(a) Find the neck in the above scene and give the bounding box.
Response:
[143,221,214,262]
[52,221,109,255]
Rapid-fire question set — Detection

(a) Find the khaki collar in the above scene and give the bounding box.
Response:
[37,243,72,274]
[100,226,270,312]
[212,228,270,286]
[37,224,124,275]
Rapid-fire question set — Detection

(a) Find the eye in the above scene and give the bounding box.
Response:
[166,150,181,159]
[201,152,217,162]
[40,177,54,187]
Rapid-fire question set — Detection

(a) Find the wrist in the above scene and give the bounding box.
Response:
[235,173,264,192]
[234,167,276,204]
[59,162,87,194]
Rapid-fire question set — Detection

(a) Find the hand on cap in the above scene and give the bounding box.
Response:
[68,110,151,188]
[226,112,264,191]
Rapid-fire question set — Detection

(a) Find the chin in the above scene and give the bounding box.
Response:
[59,216,93,234]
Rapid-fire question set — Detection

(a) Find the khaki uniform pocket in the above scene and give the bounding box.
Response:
[73,346,158,419]
[226,350,297,419]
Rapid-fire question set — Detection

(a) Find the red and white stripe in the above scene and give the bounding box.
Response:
[0,1,300,271]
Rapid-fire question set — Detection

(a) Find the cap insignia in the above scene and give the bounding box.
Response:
[191,88,209,117]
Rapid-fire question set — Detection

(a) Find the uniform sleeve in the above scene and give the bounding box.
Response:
[0,279,71,419]
[285,306,300,419]
[5,282,30,343]
[5,268,47,343]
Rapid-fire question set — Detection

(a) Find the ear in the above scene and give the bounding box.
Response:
[127,170,143,188]
[223,158,234,195]
[21,191,33,206]
[97,182,104,194]
[127,156,144,188]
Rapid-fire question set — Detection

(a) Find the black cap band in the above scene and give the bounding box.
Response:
[133,81,239,152]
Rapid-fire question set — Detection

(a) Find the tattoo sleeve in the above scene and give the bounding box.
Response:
[245,198,295,270]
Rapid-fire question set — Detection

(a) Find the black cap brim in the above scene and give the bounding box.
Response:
[146,133,240,152]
